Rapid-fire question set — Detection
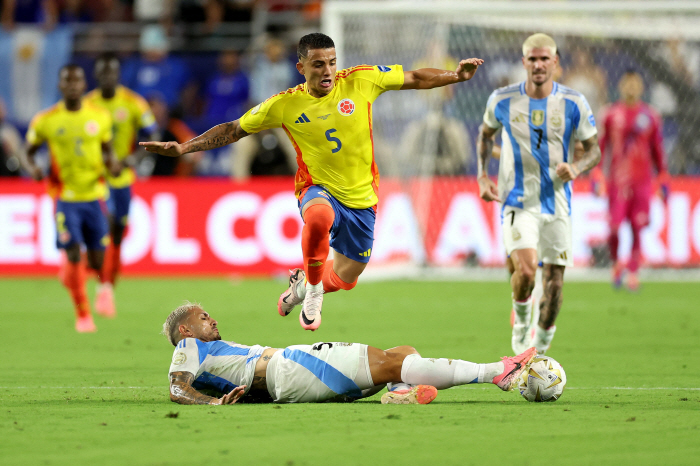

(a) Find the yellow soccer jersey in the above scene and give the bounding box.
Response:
[85,85,156,188]
[239,64,404,209]
[26,100,113,202]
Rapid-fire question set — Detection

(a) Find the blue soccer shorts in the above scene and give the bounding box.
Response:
[298,185,376,264]
[106,185,132,227]
[55,200,110,251]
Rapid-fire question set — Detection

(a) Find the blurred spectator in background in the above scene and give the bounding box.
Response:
[1,0,57,29]
[0,97,23,176]
[563,45,608,117]
[229,36,297,179]
[250,36,294,104]
[145,95,202,176]
[121,24,194,109]
[649,38,700,174]
[133,0,174,23]
[400,40,471,176]
[598,71,667,292]
[204,49,249,128]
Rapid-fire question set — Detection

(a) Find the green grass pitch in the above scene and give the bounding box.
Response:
[2,277,699,465]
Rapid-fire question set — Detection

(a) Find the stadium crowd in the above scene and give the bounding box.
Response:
[1,0,699,177]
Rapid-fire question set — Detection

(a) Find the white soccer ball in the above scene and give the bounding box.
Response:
[518,355,566,402]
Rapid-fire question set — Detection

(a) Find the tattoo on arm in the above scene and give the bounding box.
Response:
[477,126,496,178]
[183,120,249,153]
[573,135,601,175]
[169,371,217,405]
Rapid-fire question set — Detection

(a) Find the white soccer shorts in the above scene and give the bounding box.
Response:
[502,206,573,267]
[265,342,371,403]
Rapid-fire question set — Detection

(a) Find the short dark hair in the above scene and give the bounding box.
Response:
[297,33,335,60]
[59,63,84,77]
[95,52,120,68]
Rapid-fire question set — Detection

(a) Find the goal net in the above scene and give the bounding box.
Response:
[322,0,700,274]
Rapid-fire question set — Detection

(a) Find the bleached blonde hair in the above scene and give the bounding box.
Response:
[522,33,557,57]
[162,301,202,346]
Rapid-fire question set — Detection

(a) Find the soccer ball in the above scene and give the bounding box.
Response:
[518,355,566,402]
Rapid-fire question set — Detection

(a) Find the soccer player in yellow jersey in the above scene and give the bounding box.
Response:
[142,33,483,331]
[86,53,158,317]
[22,64,120,333]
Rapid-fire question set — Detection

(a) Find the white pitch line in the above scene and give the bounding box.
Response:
[1,386,699,390]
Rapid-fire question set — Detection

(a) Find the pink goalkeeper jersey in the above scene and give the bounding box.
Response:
[599,101,665,189]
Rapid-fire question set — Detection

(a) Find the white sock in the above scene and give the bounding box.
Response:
[400,354,505,389]
[534,325,556,353]
[306,282,322,294]
[387,382,412,392]
[513,296,531,325]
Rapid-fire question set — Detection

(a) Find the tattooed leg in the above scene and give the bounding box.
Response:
[538,264,565,329]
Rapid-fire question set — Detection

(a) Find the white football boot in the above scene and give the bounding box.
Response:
[277,268,306,317]
[299,282,323,331]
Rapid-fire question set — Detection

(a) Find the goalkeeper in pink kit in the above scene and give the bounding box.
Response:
[597,71,668,291]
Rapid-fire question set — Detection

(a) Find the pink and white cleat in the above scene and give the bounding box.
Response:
[95,283,116,318]
[75,314,97,333]
[299,284,323,331]
[277,268,306,317]
[381,385,438,405]
[493,347,537,391]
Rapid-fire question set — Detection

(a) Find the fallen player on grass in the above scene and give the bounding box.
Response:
[164,302,536,405]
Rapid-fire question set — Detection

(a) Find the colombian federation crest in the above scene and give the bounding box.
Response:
[531,110,545,126]
[337,98,355,116]
[114,107,129,123]
[84,120,100,136]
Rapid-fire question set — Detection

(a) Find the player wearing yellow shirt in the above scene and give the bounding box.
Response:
[23,64,120,333]
[142,33,483,331]
[85,53,158,318]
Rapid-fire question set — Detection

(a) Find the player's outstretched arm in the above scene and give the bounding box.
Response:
[476,124,501,203]
[401,58,484,90]
[555,134,601,183]
[169,371,246,405]
[140,120,250,157]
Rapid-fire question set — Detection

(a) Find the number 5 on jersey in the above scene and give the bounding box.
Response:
[325,128,342,154]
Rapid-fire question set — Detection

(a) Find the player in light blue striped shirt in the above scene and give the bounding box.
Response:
[477,33,602,355]
[163,302,538,405]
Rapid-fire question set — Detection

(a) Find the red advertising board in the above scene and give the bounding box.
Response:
[1,177,699,276]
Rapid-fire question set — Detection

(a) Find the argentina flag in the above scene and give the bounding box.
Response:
[0,26,72,125]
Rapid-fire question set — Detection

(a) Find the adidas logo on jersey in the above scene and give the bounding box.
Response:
[359,248,372,258]
[295,113,311,124]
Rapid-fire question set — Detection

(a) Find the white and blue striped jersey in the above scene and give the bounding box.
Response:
[483,82,597,216]
[168,338,269,395]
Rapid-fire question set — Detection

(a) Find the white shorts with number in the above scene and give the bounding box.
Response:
[502,206,573,267]
[265,342,371,403]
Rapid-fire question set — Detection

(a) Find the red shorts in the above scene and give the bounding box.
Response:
[608,183,651,230]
